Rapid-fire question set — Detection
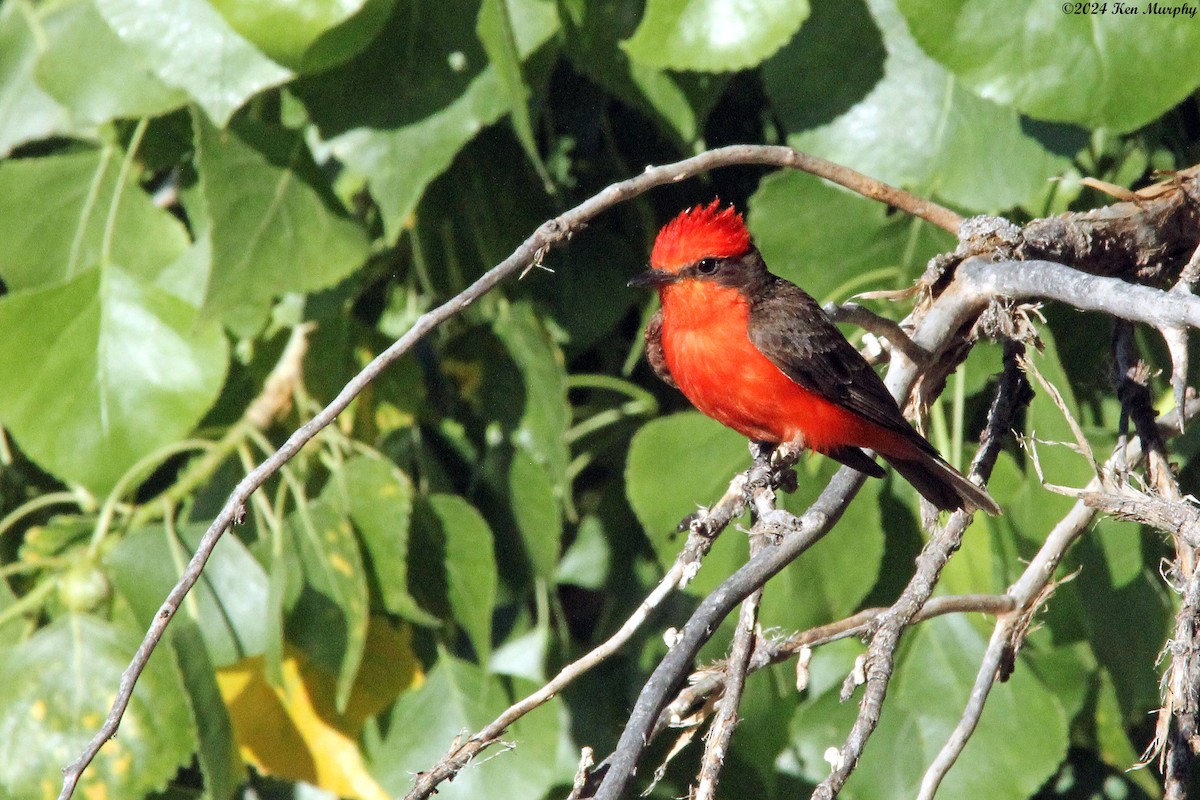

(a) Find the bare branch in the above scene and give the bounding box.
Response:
[823,300,930,365]
[694,479,776,800]
[958,258,1200,330]
[918,396,1200,798]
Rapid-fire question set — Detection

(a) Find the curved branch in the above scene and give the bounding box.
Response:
[960,258,1200,329]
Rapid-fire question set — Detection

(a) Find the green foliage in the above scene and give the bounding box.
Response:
[896,0,1200,132]
[623,0,810,71]
[1,0,1196,798]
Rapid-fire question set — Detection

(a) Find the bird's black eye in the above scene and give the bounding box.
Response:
[696,258,719,275]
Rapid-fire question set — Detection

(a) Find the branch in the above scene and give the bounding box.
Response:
[694,479,776,800]
[958,258,1200,330]
[656,593,1016,740]
[57,145,954,800]
[917,397,1200,799]
[811,341,1027,800]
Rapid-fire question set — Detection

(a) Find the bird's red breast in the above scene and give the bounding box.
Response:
[658,279,916,458]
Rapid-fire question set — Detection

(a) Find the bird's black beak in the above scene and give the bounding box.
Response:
[628,269,677,289]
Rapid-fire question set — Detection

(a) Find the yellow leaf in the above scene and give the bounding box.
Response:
[217,618,423,800]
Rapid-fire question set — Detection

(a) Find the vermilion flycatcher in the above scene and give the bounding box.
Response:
[630,200,999,515]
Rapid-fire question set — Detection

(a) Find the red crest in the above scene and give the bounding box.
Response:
[650,200,751,272]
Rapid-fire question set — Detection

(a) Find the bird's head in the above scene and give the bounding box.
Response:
[628,200,767,299]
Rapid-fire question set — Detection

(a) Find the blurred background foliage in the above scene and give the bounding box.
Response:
[1,0,1199,798]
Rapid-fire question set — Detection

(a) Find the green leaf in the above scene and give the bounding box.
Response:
[0,266,228,493]
[207,0,374,71]
[762,0,885,132]
[508,447,563,581]
[562,0,727,145]
[192,111,370,329]
[420,495,498,661]
[171,620,245,800]
[35,0,187,126]
[0,614,196,799]
[371,656,564,800]
[0,148,190,293]
[477,0,547,179]
[555,515,611,589]
[296,0,558,240]
[285,500,370,713]
[623,0,810,72]
[1094,667,1161,796]
[626,411,752,595]
[749,169,955,302]
[106,522,269,667]
[321,454,439,625]
[94,0,292,125]
[0,1,70,157]
[791,615,1069,798]
[770,0,1070,213]
[493,302,571,487]
[897,0,1200,133]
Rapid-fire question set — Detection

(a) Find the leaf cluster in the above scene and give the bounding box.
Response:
[1,0,1199,798]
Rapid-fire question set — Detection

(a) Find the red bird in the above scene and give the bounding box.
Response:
[630,200,999,515]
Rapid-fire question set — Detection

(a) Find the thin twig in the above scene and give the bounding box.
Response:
[657,593,1016,738]
[823,301,929,365]
[694,480,775,800]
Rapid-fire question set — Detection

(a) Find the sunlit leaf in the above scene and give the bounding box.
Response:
[0,148,189,292]
[0,266,228,493]
[0,2,70,157]
[285,500,370,712]
[412,495,498,660]
[791,615,1069,798]
[218,625,422,800]
[192,112,370,330]
[897,0,1200,132]
[0,614,195,799]
[370,656,565,800]
[94,0,292,125]
[322,454,438,625]
[771,0,1070,213]
[35,0,186,126]
[624,0,810,72]
[108,522,269,668]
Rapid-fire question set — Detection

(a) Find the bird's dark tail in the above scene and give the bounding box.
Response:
[884,452,1001,515]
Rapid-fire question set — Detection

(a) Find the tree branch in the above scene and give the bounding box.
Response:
[811,341,1027,800]
[917,397,1200,798]
[694,478,776,800]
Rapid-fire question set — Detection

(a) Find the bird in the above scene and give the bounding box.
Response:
[628,200,999,515]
